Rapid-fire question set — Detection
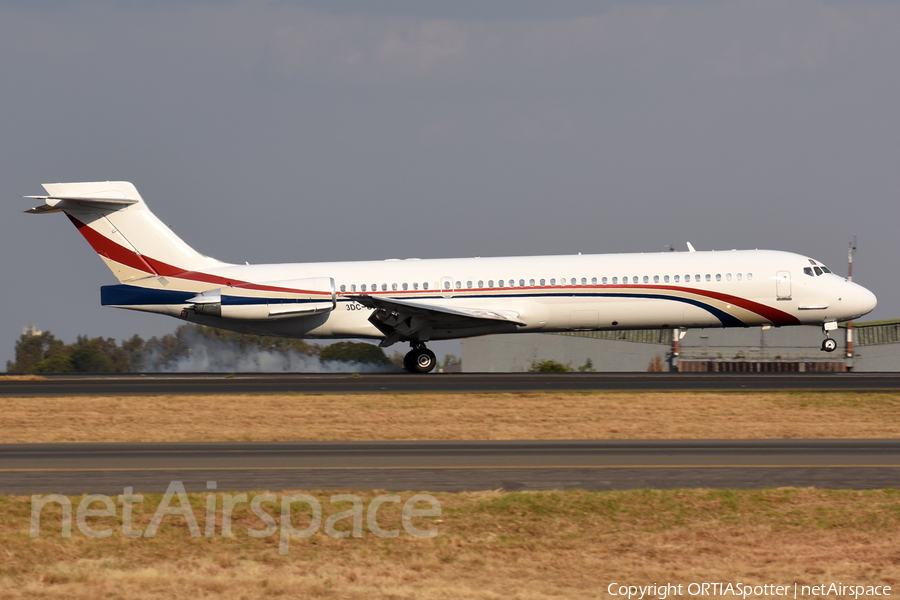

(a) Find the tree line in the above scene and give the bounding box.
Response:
[5,324,396,373]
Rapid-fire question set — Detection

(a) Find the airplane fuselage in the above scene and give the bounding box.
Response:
[104,249,875,341]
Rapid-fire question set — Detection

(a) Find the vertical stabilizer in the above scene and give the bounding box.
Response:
[26,181,225,282]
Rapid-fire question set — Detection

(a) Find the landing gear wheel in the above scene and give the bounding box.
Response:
[404,347,437,373]
[822,338,837,353]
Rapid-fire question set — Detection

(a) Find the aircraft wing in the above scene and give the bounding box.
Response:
[350,295,527,347]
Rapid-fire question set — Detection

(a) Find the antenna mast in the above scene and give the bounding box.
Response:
[846,235,857,362]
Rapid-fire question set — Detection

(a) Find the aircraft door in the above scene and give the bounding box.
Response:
[440,276,454,298]
[776,271,792,300]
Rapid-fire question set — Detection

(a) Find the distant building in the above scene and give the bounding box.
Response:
[461,320,900,372]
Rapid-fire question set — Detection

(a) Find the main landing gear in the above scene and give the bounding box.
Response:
[821,321,838,353]
[403,343,437,373]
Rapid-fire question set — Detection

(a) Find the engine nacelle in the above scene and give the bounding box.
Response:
[188,277,336,320]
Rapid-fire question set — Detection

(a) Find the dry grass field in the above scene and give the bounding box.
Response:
[3,488,900,599]
[1,391,900,443]
[4,391,900,597]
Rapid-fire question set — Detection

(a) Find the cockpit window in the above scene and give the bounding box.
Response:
[821,266,831,274]
[814,266,823,276]
[804,267,814,277]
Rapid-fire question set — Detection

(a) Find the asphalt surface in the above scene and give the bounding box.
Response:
[3,372,900,395]
[4,440,900,495]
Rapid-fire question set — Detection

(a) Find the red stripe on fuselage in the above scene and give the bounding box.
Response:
[68,215,330,296]
[67,214,159,276]
[616,284,800,326]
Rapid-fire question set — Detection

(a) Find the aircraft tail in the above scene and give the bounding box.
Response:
[26,181,225,283]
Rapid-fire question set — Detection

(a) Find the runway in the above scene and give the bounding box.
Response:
[4,440,900,495]
[3,372,900,396]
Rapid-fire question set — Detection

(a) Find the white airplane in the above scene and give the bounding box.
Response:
[26,181,877,372]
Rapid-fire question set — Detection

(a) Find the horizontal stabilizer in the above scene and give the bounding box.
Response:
[25,196,139,214]
[25,181,143,214]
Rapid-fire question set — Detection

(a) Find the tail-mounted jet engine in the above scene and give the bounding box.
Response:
[187,277,336,320]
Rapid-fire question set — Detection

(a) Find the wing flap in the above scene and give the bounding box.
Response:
[351,295,526,346]
[352,295,527,326]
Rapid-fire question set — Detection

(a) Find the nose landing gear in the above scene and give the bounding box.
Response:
[821,321,839,353]
[403,344,437,373]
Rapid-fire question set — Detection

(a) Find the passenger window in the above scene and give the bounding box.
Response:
[478,280,484,288]
[602,277,608,284]
[726,273,732,281]
[747,273,753,281]
[391,283,396,291]
[488,280,494,288]
[695,275,701,282]
[340,284,346,293]
[467,281,473,289]
[413,282,418,290]
[653,275,659,283]
[529,279,535,286]
[632,276,639,284]
[423,282,429,290]
[641,275,647,283]
[814,267,823,276]
[540,279,546,286]
[361,284,367,292]
[715,274,721,282]
[455,281,461,289]
[351,284,357,292]
[550,278,556,286]
[499,280,505,287]
[443,281,451,290]
[705,274,711,282]
[591,277,597,285]
[519,279,525,287]
[736,273,742,281]
[581,277,587,285]
[664,275,670,283]
[402,283,408,291]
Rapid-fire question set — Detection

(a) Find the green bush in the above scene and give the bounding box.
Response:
[528,359,573,373]
[319,341,393,366]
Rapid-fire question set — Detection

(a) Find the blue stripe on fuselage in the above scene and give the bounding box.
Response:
[101,285,196,306]
[101,285,745,326]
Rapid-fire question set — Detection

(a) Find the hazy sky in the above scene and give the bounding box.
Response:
[2,0,898,367]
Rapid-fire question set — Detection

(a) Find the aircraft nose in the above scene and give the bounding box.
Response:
[858,286,877,316]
